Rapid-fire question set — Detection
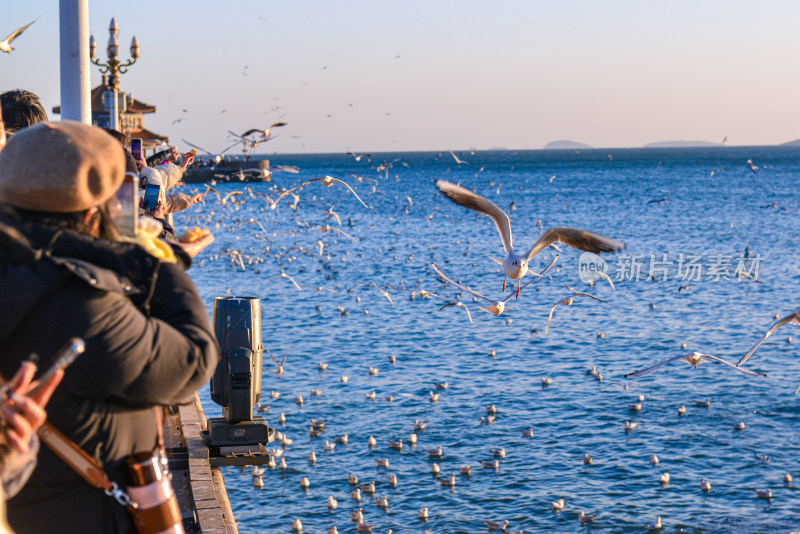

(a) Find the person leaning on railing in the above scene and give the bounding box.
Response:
[0,121,220,533]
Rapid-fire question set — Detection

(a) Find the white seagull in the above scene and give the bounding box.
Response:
[435,180,623,297]
[625,351,766,379]
[0,18,38,54]
[545,287,607,334]
[286,175,371,209]
[431,256,558,316]
[266,348,288,374]
[738,310,800,389]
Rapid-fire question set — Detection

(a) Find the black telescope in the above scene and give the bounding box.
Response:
[203,296,272,450]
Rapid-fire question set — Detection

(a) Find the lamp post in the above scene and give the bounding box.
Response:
[89,18,139,131]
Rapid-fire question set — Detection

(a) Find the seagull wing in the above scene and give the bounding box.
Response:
[328,209,342,226]
[702,355,766,377]
[204,184,221,200]
[222,191,243,203]
[460,303,474,324]
[267,121,288,132]
[253,191,276,205]
[271,187,299,208]
[3,18,38,46]
[737,312,800,366]
[596,270,616,291]
[329,227,354,240]
[282,273,302,290]
[281,351,288,367]
[275,165,300,174]
[624,355,688,378]
[436,180,512,253]
[181,139,213,155]
[545,301,562,335]
[218,139,243,156]
[431,263,492,305]
[266,348,279,369]
[328,178,371,209]
[524,227,624,262]
[572,292,607,303]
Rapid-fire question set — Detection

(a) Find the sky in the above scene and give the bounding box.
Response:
[3,1,800,154]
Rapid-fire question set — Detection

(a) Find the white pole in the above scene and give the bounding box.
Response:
[59,0,91,123]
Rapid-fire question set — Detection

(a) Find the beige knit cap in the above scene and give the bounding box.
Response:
[0,121,125,213]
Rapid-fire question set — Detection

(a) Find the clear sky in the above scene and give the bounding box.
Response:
[3,1,800,154]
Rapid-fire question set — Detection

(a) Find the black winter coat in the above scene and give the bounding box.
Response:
[0,218,219,533]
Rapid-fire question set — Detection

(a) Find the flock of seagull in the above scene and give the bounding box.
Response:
[170,150,797,533]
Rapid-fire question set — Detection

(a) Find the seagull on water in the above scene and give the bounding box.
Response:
[435,179,623,297]
[484,520,509,531]
[625,351,766,379]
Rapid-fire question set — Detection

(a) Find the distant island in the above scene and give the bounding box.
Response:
[643,140,723,148]
[780,139,800,147]
[543,140,594,149]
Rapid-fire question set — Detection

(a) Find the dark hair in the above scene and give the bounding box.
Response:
[0,89,48,133]
[4,199,120,242]
[103,128,131,149]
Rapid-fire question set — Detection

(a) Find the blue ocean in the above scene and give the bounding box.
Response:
[177,146,800,533]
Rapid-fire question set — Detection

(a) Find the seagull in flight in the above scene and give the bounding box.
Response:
[738,310,800,367]
[625,351,766,379]
[182,138,242,164]
[737,310,800,391]
[545,285,606,334]
[0,18,38,54]
[435,180,623,298]
[230,121,288,141]
[284,176,371,209]
[346,151,372,162]
[449,150,469,165]
[431,256,558,316]
[372,283,396,306]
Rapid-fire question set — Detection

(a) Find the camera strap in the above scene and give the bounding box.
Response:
[37,421,137,510]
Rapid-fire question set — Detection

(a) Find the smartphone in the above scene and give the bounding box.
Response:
[29,338,85,397]
[113,173,139,236]
[0,338,84,401]
[130,138,143,161]
[142,183,161,211]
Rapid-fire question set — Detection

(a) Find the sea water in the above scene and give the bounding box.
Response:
[176,147,800,533]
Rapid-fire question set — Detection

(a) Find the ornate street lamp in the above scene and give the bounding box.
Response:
[89,18,139,130]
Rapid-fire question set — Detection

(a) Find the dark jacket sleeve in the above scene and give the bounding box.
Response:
[60,261,219,406]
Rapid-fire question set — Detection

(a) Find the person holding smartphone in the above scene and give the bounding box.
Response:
[138,149,205,215]
[0,122,220,533]
[0,360,63,534]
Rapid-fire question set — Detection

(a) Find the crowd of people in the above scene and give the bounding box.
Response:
[0,88,221,533]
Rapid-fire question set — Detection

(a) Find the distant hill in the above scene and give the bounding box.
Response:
[543,140,593,149]
[643,140,723,148]
[780,139,800,147]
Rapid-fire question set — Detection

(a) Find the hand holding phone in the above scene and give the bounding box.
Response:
[0,338,80,453]
[130,138,143,161]
[141,184,162,211]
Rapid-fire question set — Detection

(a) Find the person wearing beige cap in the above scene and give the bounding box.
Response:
[0,121,220,533]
